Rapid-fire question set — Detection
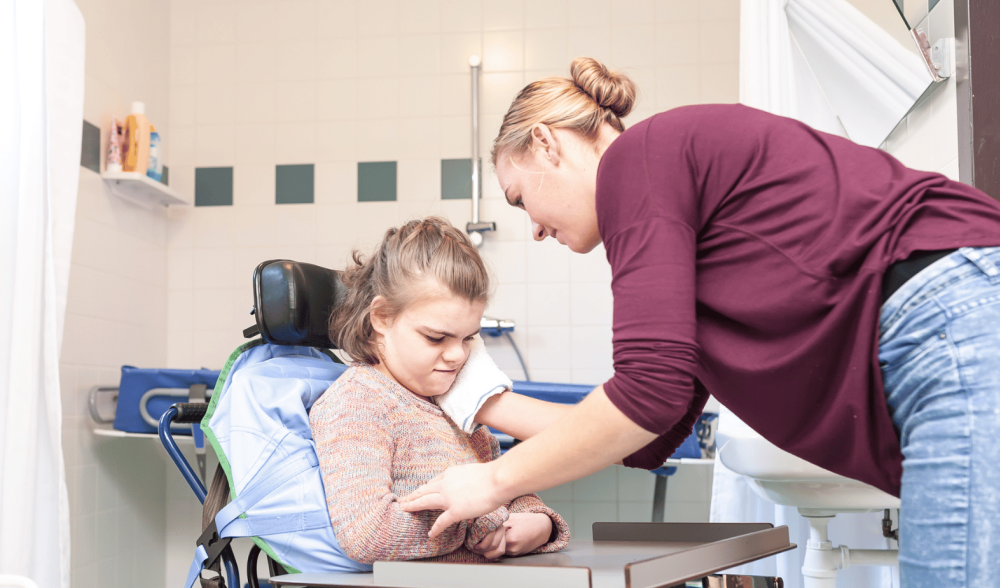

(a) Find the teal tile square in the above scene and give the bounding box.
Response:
[195,167,233,207]
[441,158,481,200]
[358,161,397,202]
[276,164,314,204]
[81,120,100,173]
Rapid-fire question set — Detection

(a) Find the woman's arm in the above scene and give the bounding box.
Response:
[400,385,657,537]
[474,391,574,440]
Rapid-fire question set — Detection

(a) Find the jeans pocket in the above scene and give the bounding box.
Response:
[882,330,961,442]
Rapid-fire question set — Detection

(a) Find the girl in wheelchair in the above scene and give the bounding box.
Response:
[309,217,570,565]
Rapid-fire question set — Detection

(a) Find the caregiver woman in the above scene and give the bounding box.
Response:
[400,58,1000,587]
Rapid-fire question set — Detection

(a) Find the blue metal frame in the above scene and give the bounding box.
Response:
[159,406,240,588]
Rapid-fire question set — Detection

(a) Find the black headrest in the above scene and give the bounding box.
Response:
[246,260,346,347]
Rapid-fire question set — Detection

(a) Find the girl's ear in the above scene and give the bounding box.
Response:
[529,123,561,166]
[369,296,391,335]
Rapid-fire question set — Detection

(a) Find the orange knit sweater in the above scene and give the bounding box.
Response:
[310,362,570,564]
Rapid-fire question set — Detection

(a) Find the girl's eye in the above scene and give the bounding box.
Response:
[425,335,444,344]
[514,197,524,209]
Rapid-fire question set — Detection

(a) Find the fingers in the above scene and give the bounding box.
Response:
[398,494,447,513]
[485,534,506,560]
[399,475,443,504]
[428,510,462,538]
[473,529,505,558]
[475,530,505,560]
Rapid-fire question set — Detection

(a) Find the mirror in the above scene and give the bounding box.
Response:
[783,0,935,148]
[847,0,920,55]
[891,0,943,30]
[778,0,956,148]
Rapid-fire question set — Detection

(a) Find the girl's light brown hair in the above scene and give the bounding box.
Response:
[329,217,490,365]
[491,57,637,165]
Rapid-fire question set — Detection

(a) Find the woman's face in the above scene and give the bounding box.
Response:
[495,126,606,254]
[370,281,485,399]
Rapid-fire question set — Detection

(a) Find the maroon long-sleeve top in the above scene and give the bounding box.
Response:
[603,104,1000,496]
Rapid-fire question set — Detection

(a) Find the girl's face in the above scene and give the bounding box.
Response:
[370,281,486,399]
[495,125,613,254]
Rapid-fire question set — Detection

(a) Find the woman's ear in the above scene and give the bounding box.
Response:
[529,124,561,166]
[369,296,391,335]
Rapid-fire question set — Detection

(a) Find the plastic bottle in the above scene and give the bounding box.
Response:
[146,124,162,182]
[121,101,151,174]
[106,118,123,172]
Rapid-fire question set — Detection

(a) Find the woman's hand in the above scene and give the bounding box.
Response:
[470,526,507,560]
[399,461,506,538]
[503,513,552,556]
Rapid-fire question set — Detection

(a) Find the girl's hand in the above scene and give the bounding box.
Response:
[502,513,552,556]
[470,526,507,560]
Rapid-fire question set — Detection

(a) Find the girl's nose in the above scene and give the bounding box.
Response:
[443,341,467,364]
[531,222,547,241]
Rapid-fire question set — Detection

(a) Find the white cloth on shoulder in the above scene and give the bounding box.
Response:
[434,335,512,434]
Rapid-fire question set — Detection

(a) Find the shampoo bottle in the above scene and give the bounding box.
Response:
[106,118,123,172]
[122,101,151,174]
[146,125,162,182]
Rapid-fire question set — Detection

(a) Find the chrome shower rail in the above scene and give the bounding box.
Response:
[466,54,494,246]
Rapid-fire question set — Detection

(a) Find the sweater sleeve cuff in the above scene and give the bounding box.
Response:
[507,495,571,554]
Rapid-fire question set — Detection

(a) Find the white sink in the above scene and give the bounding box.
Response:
[718,433,900,513]
[717,421,901,586]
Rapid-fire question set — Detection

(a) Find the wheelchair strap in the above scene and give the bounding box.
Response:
[187,464,231,588]
[213,452,321,537]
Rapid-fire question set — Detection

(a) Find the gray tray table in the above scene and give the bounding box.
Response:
[270,522,795,588]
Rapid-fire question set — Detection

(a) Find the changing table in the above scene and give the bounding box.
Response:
[269,522,795,588]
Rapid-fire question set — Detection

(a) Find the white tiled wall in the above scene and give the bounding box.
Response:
[63,0,172,587]
[164,0,740,381]
[161,0,740,574]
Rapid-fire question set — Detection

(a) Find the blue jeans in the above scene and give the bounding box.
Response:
[879,246,1000,587]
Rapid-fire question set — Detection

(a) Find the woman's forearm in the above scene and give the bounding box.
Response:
[474,391,574,440]
[491,385,656,500]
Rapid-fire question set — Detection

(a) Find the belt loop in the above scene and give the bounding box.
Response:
[960,247,1000,280]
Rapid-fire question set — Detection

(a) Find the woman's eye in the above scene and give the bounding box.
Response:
[514,197,524,209]
[425,335,444,344]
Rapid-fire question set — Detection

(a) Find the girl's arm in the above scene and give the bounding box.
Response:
[505,494,570,554]
[312,390,470,563]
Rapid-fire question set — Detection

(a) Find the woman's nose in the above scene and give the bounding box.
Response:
[531,222,547,241]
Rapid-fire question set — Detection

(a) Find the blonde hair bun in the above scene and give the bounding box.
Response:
[490,56,637,164]
[570,57,636,119]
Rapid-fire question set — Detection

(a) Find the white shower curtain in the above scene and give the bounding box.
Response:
[0,1,85,586]
[711,0,927,586]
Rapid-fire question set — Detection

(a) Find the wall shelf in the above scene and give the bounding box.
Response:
[93,428,193,444]
[101,170,191,208]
